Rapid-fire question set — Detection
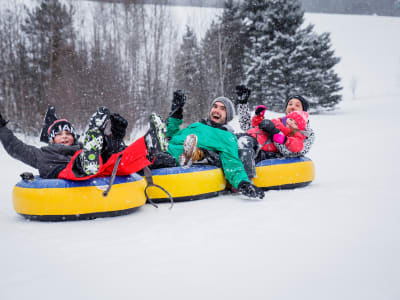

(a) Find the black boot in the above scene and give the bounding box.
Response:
[88,106,111,133]
[237,135,258,179]
[144,113,168,158]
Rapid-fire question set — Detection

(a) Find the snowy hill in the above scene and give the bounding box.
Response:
[1,12,400,300]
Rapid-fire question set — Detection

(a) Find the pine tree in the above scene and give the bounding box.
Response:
[174,25,206,123]
[200,0,248,101]
[241,0,342,112]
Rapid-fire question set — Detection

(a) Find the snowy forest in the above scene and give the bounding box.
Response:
[93,0,400,16]
[0,0,341,136]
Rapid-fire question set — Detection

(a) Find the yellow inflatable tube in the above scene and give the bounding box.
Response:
[253,157,315,190]
[144,165,227,202]
[144,157,314,202]
[13,174,147,221]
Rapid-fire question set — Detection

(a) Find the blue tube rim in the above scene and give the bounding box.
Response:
[15,173,143,189]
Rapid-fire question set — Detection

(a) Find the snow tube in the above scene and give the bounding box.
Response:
[253,157,315,190]
[144,157,314,202]
[144,165,226,203]
[13,174,147,221]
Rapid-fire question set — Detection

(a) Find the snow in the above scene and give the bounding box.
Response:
[1,10,400,300]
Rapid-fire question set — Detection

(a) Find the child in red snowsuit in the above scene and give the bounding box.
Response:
[246,105,279,153]
[270,111,308,153]
[245,102,309,154]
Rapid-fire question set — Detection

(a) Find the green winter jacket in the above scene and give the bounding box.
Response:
[166,117,249,188]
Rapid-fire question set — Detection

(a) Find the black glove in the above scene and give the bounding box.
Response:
[235,85,251,105]
[110,113,128,139]
[40,105,58,143]
[238,181,265,199]
[170,90,186,119]
[258,119,280,136]
[0,113,8,127]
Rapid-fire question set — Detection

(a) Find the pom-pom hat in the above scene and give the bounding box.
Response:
[286,111,309,130]
[47,119,77,142]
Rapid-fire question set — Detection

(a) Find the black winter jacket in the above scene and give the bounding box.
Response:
[0,126,81,178]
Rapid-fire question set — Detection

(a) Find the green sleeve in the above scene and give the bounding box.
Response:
[194,125,249,188]
[166,117,182,138]
[216,137,250,189]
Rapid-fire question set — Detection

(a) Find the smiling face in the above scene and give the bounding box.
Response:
[285,98,304,115]
[286,118,299,130]
[209,101,227,124]
[53,131,74,146]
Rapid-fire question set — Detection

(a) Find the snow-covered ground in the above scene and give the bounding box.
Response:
[1,11,400,300]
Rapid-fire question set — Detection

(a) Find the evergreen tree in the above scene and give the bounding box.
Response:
[174,25,206,123]
[241,0,342,112]
[201,0,248,101]
[295,27,342,109]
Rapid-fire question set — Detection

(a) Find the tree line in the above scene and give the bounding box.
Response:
[0,0,342,136]
[91,0,400,17]
[0,0,176,135]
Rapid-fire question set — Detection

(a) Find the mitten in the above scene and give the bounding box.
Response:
[238,181,265,199]
[258,119,280,136]
[0,113,8,127]
[235,85,251,105]
[254,105,267,117]
[110,113,128,139]
[40,106,58,143]
[273,134,286,144]
[170,90,186,119]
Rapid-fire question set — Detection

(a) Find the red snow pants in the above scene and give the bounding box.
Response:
[57,136,151,180]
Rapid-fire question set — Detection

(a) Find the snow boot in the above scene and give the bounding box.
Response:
[79,128,104,175]
[88,106,111,135]
[145,113,168,158]
[178,134,204,168]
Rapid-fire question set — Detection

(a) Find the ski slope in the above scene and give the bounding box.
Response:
[1,11,400,300]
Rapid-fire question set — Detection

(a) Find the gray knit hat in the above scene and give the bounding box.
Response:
[209,96,235,123]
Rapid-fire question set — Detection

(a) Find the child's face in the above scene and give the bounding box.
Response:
[53,131,74,146]
[286,118,299,130]
[285,98,303,114]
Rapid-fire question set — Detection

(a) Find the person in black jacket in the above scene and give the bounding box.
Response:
[0,107,168,180]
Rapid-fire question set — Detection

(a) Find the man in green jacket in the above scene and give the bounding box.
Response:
[165,90,264,199]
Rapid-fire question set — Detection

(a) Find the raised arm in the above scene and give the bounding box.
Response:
[0,113,41,169]
[167,90,186,138]
[234,85,252,132]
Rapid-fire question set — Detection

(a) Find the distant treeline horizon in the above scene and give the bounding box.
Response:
[77,0,400,17]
